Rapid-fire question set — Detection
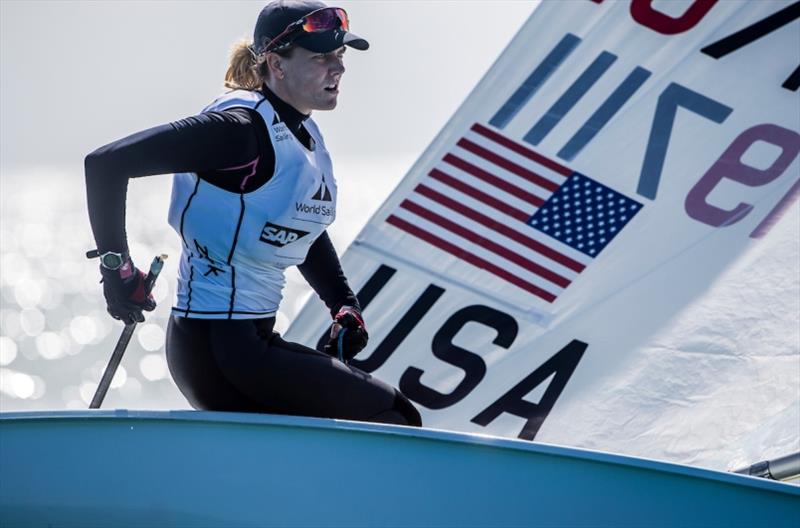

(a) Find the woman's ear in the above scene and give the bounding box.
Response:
[266,53,284,80]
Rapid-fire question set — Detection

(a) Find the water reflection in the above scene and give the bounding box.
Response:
[110,366,127,389]
[78,382,97,406]
[19,223,54,259]
[0,337,18,366]
[120,376,142,400]
[0,159,389,412]
[137,324,165,352]
[1,253,30,286]
[1,310,22,339]
[13,278,43,309]
[19,309,45,337]
[69,316,97,345]
[35,332,66,360]
[140,354,168,381]
[0,169,191,411]
[9,370,34,398]
[0,368,44,400]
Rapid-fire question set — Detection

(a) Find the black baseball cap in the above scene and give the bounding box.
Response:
[253,0,369,54]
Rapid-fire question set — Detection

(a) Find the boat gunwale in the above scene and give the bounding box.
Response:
[2,409,797,496]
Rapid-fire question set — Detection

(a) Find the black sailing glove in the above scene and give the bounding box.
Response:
[323,306,369,362]
[100,256,156,325]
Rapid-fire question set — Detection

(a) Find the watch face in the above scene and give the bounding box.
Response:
[101,252,124,270]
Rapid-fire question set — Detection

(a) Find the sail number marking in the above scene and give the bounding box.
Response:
[491,0,800,239]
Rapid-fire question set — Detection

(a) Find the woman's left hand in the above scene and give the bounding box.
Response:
[324,305,368,361]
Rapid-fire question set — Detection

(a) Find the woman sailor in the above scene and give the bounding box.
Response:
[84,0,421,426]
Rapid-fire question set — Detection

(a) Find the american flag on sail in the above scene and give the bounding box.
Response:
[386,123,643,303]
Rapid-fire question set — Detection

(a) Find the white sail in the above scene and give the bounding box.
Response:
[286,0,800,469]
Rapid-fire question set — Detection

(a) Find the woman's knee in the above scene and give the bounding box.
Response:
[392,389,422,427]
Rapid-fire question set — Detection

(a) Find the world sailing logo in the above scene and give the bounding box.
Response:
[311,174,332,202]
[385,123,642,304]
[295,173,335,218]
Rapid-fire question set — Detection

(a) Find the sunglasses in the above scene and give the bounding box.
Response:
[263,7,349,53]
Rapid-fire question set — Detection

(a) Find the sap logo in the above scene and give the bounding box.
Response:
[259,222,309,247]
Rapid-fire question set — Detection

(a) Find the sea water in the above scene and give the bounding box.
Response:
[0,157,411,411]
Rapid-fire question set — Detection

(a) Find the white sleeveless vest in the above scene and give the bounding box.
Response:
[167,90,337,319]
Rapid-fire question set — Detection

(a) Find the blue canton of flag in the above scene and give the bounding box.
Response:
[528,173,642,258]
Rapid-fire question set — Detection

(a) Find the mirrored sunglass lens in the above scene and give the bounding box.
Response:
[303,8,348,32]
[335,8,349,31]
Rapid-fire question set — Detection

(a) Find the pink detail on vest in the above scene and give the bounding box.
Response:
[220,156,260,191]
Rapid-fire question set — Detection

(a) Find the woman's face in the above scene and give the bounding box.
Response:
[276,46,346,114]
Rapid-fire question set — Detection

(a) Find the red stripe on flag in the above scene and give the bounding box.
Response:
[471,123,572,177]
[443,154,545,207]
[457,138,560,192]
[401,199,571,288]
[429,169,529,222]
[415,184,586,273]
[387,215,557,303]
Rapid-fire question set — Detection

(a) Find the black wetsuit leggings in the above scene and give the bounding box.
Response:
[166,316,421,426]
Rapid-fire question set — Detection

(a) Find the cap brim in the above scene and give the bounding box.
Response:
[295,28,369,53]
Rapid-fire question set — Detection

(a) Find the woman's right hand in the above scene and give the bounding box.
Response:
[100,256,156,324]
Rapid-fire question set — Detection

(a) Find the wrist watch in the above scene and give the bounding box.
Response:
[99,251,128,271]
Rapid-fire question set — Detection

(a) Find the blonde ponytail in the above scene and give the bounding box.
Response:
[224,39,263,91]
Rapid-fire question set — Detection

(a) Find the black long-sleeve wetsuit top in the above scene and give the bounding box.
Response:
[85,85,358,316]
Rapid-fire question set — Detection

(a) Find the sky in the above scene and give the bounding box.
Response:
[1,0,538,173]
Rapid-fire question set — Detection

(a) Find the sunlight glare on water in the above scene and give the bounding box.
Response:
[137,323,165,352]
[69,315,97,345]
[60,328,82,356]
[19,308,45,337]
[35,332,67,360]
[30,374,46,399]
[19,223,54,259]
[48,259,83,281]
[0,368,38,399]
[151,278,170,304]
[78,382,97,405]
[1,253,30,287]
[39,281,65,311]
[110,366,127,389]
[13,278,43,309]
[120,376,143,400]
[1,310,22,339]
[60,385,85,410]
[65,399,86,410]
[88,310,113,343]
[12,371,35,399]
[0,336,18,366]
[0,156,410,411]
[140,354,168,381]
